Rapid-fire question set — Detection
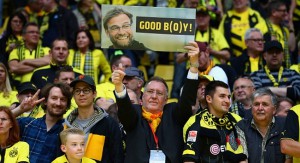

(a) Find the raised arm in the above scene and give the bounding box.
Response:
[175,41,200,125]
[12,89,45,117]
[112,64,138,130]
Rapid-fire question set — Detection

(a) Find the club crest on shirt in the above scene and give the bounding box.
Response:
[187,130,197,142]
[9,147,18,158]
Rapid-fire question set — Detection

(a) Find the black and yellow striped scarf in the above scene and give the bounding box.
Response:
[79,7,98,31]
[17,43,45,61]
[266,20,290,68]
[5,35,23,52]
[39,7,58,39]
[24,6,45,24]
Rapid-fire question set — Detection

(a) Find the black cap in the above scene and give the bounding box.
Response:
[125,67,145,81]
[264,40,283,52]
[196,6,209,15]
[70,75,95,89]
[17,82,37,94]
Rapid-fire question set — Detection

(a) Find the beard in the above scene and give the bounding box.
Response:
[110,34,133,48]
[47,108,66,118]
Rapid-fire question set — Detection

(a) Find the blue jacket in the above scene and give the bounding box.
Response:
[237,117,286,163]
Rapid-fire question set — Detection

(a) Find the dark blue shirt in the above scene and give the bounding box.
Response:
[18,116,64,163]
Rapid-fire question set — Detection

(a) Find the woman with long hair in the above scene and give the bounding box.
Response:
[0,11,27,66]
[68,29,111,84]
[0,63,18,107]
[0,106,29,162]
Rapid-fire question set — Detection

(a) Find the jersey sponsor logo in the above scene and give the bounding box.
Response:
[9,147,18,158]
[210,144,222,155]
[42,76,48,81]
[187,130,197,142]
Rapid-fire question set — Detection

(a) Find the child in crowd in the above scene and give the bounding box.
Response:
[52,128,96,163]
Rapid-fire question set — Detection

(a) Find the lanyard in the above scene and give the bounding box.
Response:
[149,123,159,150]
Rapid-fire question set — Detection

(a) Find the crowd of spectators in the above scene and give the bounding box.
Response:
[0,0,300,162]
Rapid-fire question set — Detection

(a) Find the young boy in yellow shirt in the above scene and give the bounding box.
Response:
[52,128,96,163]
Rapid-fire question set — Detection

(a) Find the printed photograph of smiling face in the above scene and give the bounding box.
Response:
[103,7,148,51]
[101,5,196,52]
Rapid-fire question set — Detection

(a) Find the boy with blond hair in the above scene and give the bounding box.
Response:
[52,128,96,163]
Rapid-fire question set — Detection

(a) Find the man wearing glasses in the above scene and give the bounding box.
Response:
[65,75,124,163]
[255,0,296,68]
[250,40,300,102]
[103,7,148,50]
[8,22,50,87]
[112,41,202,163]
[230,76,256,119]
[230,28,265,76]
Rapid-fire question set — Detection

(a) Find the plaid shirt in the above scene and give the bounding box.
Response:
[18,116,64,163]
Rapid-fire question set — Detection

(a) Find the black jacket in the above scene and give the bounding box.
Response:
[116,79,198,163]
[41,5,79,48]
[230,50,264,76]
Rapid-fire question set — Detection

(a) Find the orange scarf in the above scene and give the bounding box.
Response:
[142,107,163,133]
[199,60,215,75]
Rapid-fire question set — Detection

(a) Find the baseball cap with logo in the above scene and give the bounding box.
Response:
[17,82,37,94]
[70,75,96,90]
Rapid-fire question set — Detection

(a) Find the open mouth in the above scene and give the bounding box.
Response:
[117,36,128,40]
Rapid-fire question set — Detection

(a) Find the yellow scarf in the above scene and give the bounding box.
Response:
[264,65,284,87]
[40,7,58,39]
[142,107,163,133]
[199,60,215,75]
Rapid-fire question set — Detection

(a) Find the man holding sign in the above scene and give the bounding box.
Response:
[112,41,201,163]
[103,7,148,50]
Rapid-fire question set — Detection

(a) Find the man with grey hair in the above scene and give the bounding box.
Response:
[237,87,288,163]
[230,28,265,76]
[230,76,255,119]
[103,7,147,50]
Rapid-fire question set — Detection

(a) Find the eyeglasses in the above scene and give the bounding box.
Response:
[145,89,165,97]
[248,39,265,43]
[26,31,40,35]
[108,24,131,32]
[233,85,253,91]
[74,88,92,95]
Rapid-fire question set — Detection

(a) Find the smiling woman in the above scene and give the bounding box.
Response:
[0,106,30,163]
[68,29,112,84]
[0,11,27,66]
